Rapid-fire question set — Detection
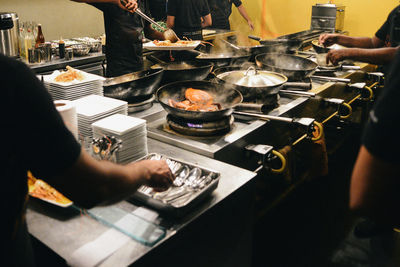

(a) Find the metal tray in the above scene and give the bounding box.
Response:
[130,153,220,217]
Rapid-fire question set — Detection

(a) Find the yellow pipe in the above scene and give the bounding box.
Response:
[270,150,287,174]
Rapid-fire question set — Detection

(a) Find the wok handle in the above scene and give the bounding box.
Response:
[281,82,312,90]
[248,35,261,41]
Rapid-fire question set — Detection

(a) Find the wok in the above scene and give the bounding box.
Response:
[248,35,300,52]
[255,53,318,81]
[212,66,286,101]
[151,60,214,85]
[156,80,243,121]
[103,68,164,101]
[195,52,251,68]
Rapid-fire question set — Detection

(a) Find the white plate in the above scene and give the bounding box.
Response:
[143,40,201,51]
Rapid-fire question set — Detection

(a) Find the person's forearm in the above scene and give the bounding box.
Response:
[144,25,165,40]
[237,5,251,24]
[337,36,375,48]
[345,47,398,65]
[201,14,212,28]
[49,149,147,208]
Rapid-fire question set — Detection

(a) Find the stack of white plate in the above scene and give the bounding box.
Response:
[42,70,105,101]
[92,114,148,164]
[73,95,128,139]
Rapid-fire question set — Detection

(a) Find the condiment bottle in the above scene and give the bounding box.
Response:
[35,24,45,48]
[59,39,65,59]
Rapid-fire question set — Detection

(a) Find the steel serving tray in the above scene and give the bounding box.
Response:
[130,153,220,217]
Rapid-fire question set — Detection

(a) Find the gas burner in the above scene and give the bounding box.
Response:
[245,94,280,110]
[128,94,155,113]
[166,115,234,137]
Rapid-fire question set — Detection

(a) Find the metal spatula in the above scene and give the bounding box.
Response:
[120,0,179,43]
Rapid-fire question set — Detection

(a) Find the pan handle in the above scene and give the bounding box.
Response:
[270,150,287,174]
[248,35,261,41]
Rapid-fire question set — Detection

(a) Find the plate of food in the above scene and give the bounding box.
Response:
[28,171,73,208]
[143,40,201,51]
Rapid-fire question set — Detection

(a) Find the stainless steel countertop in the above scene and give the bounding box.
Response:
[26,138,256,266]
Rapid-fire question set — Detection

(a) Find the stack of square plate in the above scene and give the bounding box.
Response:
[92,114,148,164]
[73,95,128,139]
[42,70,105,101]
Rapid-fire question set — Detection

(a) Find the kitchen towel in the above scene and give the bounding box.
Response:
[54,100,78,140]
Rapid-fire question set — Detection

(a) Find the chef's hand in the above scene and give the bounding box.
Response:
[319,33,339,47]
[138,160,175,192]
[248,20,255,31]
[117,0,138,12]
[326,48,353,65]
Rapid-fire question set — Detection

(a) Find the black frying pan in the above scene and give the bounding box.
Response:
[156,80,243,121]
[195,52,251,68]
[103,68,164,101]
[151,60,214,85]
[255,53,318,81]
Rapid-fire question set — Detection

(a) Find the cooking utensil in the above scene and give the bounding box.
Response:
[120,0,179,43]
[150,60,214,85]
[156,80,243,121]
[255,53,318,81]
[195,52,251,68]
[103,68,164,101]
[248,35,299,53]
[213,66,312,101]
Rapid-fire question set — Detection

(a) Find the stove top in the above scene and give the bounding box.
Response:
[139,95,308,158]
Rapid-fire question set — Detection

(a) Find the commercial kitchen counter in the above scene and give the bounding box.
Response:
[27,52,106,75]
[26,139,256,267]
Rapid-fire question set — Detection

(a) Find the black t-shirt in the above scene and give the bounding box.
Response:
[207,0,242,30]
[148,0,167,21]
[375,5,400,47]
[92,1,150,77]
[1,54,81,266]
[362,51,400,163]
[167,0,210,36]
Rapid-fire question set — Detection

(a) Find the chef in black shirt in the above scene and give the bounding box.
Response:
[148,0,167,21]
[319,5,400,66]
[207,0,254,31]
[349,50,400,267]
[72,0,165,77]
[2,53,174,266]
[166,0,212,40]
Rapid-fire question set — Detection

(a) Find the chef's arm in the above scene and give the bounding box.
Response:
[70,0,137,11]
[236,4,254,30]
[337,35,385,49]
[327,46,399,65]
[144,24,165,40]
[166,15,175,29]
[46,149,174,209]
[350,146,400,227]
[201,14,212,28]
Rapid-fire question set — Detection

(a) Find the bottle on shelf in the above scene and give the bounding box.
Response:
[59,38,65,59]
[24,28,35,61]
[35,23,45,48]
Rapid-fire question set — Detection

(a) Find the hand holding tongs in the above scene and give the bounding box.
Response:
[120,0,179,42]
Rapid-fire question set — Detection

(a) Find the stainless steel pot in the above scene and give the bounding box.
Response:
[0,12,19,57]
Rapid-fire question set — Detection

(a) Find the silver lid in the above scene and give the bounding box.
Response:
[217,67,287,88]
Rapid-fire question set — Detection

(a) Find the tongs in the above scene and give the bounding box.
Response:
[120,0,179,43]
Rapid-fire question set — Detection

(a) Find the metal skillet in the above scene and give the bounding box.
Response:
[150,60,214,85]
[195,51,252,68]
[156,80,243,121]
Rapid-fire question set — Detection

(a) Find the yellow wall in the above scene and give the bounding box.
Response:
[231,0,398,44]
[1,0,105,41]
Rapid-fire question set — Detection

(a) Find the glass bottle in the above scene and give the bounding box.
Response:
[35,24,45,48]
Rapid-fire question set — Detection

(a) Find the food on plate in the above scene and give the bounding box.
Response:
[27,171,72,206]
[153,40,197,46]
[168,88,221,111]
[54,66,85,83]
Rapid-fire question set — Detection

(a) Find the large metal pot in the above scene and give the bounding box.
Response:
[255,53,318,81]
[0,12,19,57]
[103,68,164,102]
[151,60,214,85]
[156,80,243,121]
[213,66,287,101]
